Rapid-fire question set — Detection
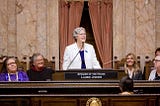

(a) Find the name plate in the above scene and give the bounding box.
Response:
[65,70,118,80]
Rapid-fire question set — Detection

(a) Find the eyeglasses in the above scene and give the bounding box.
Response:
[79,33,86,35]
[35,59,44,62]
[126,57,134,60]
[154,59,160,62]
[7,62,16,66]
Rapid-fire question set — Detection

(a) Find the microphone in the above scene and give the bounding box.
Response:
[81,41,84,49]
[66,42,84,70]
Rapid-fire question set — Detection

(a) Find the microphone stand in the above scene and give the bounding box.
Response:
[66,42,84,70]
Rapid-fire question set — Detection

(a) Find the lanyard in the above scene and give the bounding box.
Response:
[7,72,18,81]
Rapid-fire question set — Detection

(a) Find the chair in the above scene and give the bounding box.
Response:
[114,56,125,70]
[0,56,4,71]
[16,56,27,71]
[137,56,141,68]
[144,56,154,80]
[44,57,55,70]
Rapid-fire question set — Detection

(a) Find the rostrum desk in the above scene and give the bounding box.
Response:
[0,69,160,106]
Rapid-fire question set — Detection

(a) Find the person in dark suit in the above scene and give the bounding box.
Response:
[119,76,134,95]
[62,27,101,70]
[124,53,143,80]
[27,53,53,81]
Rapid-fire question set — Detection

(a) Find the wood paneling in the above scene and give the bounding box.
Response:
[31,97,77,106]
[0,95,159,106]
[0,98,29,106]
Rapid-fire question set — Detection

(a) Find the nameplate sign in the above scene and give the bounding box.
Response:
[64,70,118,80]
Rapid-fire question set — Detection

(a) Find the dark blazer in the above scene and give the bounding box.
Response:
[126,70,143,80]
[27,67,53,81]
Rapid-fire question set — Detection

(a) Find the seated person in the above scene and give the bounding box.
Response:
[119,76,134,95]
[0,57,29,81]
[62,27,101,70]
[155,47,160,56]
[124,53,143,80]
[143,47,160,80]
[27,53,53,81]
[148,55,160,80]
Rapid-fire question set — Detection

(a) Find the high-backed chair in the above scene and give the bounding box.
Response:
[16,56,27,71]
[137,56,141,68]
[44,57,55,70]
[0,56,4,71]
[144,56,154,80]
[114,56,125,70]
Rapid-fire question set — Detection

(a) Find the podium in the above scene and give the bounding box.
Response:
[53,69,125,80]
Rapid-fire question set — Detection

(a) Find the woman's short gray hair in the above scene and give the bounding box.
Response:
[72,27,85,40]
[30,53,44,66]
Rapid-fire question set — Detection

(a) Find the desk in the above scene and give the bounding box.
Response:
[0,80,160,94]
[0,81,160,106]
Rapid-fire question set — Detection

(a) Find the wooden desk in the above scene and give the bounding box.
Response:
[0,81,160,106]
[0,80,160,94]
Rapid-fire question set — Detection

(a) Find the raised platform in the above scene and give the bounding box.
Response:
[0,81,160,106]
[0,80,160,94]
[0,69,159,106]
